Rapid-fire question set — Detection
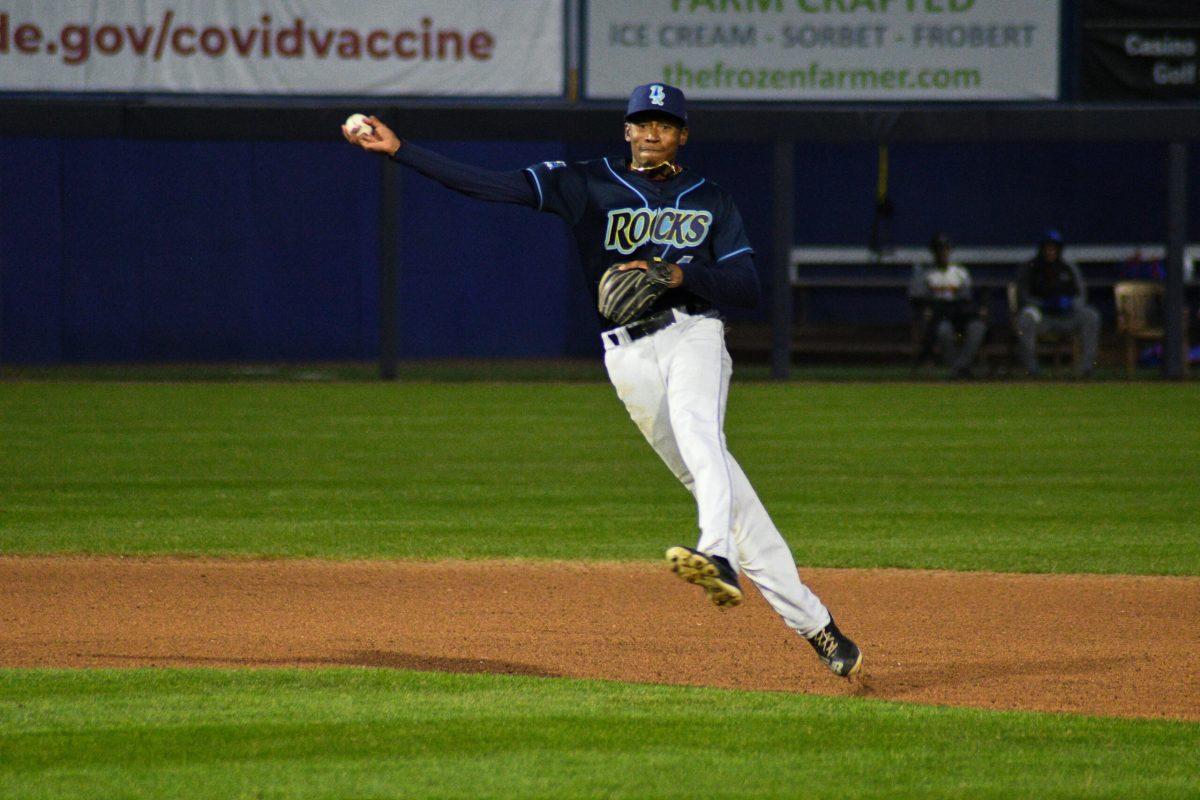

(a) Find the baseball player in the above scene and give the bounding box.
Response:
[909,232,987,378]
[1015,230,1100,378]
[343,83,862,678]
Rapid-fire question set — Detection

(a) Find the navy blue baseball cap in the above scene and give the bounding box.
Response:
[1041,229,1065,245]
[626,83,687,125]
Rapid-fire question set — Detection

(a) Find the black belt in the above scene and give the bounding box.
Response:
[603,303,715,348]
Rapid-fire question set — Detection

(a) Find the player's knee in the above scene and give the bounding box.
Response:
[660,450,695,483]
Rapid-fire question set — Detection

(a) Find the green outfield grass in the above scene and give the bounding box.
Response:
[3,380,1197,799]
[0,669,1195,800]
[2,381,1198,574]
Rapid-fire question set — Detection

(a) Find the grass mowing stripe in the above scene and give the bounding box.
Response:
[1,382,1197,574]
[0,669,1195,799]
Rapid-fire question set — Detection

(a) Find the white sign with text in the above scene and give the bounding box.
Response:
[0,0,564,96]
[586,0,1060,101]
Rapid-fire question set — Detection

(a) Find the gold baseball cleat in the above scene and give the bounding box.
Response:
[665,545,743,609]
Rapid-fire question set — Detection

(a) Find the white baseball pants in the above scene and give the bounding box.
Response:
[603,309,832,638]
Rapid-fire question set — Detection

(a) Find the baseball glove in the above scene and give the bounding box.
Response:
[598,258,674,325]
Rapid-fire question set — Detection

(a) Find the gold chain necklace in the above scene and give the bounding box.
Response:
[629,161,681,179]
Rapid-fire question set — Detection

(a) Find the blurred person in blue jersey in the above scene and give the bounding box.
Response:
[1015,230,1100,378]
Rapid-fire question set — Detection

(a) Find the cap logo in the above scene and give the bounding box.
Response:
[649,85,666,106]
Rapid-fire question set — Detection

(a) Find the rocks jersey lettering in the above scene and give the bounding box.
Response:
[604,207,713,255]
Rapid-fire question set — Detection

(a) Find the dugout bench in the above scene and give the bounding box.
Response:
[726,243,1200,371]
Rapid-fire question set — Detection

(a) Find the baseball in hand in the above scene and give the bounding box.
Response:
[343,113,374,138]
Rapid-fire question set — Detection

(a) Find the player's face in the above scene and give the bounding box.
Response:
[624,115,688,168]
[1040,242,1061,262]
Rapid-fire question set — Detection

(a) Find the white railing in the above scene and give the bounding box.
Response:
[791,243,1199,285]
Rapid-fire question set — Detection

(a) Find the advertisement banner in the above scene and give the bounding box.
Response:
[1082,27,1200,101]
[0,1,564,96]
[585,0,1060,101]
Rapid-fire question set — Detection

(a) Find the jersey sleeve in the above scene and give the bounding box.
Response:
[678,194,760,309]
[523,161,588,225]
[711,195,756,266]
[390,142,537,207]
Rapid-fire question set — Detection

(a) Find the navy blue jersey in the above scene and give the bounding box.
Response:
[524,157,758,317]
[391,143,760,322]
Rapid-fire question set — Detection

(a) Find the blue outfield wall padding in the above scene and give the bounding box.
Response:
[787,141,1186,250]
[246,140,379,361]
[791,142,880,249]
[682,140,775,324]
[2,137,380,364]
[803,141,1182,249]
[2,136,1198,364]
[1,138,64,363]
[59,139,146,361]
[396,140,571,359]
[888,141,1174,246]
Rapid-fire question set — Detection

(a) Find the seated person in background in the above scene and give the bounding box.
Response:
[1015,230,1100,378]
[908,232,987,378]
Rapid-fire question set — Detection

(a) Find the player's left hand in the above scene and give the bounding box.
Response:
[617,259,683,288]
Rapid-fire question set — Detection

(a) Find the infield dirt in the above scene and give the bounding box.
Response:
[2,557,1197,721]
